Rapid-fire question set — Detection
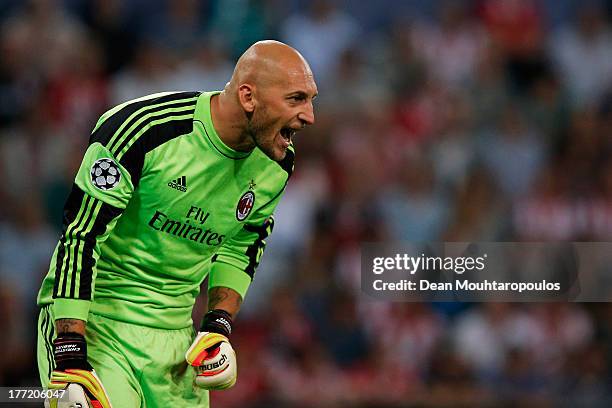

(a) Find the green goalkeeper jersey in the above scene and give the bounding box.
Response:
[37,91,294,329]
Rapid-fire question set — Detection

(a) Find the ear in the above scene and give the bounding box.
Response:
[237,84,256,113]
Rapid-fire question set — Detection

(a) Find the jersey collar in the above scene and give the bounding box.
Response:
[195,91,252,160]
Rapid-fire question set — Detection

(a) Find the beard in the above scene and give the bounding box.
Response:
[245,105,286,161]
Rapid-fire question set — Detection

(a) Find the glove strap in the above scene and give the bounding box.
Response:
[201,309,233,337]
[53,332,92,371]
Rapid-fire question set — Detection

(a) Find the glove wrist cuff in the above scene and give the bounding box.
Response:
[53,332,91,371]
[200,309,233,337]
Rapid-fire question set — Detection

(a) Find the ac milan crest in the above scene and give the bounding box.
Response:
[236,191,255,221]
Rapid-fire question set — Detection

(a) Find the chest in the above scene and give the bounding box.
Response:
[131,136,280,246]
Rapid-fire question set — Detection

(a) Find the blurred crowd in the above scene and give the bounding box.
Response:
[1,0,611,406]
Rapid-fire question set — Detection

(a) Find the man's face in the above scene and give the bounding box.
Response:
[246,71,317,161]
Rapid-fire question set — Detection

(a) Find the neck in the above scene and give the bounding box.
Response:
[210,91,256,152]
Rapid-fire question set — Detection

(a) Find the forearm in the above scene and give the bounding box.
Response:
[208,286,242,319]
[55,318,86,335]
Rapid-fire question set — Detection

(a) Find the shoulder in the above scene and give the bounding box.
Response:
[250,144,296,184]
[90,91,201,149]
[247,145,296,202]
[86,92,202,187]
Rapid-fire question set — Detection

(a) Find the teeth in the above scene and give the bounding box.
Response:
[280,128,296,142]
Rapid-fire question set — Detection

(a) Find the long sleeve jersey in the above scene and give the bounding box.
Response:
[37,91,293,329]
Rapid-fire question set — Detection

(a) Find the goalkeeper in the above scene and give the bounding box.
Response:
[36,40,317,407]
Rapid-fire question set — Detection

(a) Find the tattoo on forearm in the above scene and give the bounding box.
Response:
[56,319,85,334]
[208,287,242,311]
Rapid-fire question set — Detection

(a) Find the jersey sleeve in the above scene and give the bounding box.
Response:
[208,186,288,300]
[208,200,278,300]
[52,145,133,321]
[52,91,199,321]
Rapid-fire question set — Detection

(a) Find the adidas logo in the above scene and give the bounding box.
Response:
[168,176,187,192]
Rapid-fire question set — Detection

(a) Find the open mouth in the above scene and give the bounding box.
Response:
[280,127,296,144]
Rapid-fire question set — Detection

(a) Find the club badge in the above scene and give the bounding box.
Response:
[236,191,255,221]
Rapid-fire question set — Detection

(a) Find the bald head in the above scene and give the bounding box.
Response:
[228,40,313,91]
[212,40,316,161]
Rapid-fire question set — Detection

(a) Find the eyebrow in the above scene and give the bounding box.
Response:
[287,91,318,99]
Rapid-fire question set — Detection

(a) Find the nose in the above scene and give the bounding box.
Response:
[298,102,315,126]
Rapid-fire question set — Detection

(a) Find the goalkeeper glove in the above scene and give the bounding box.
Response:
[185,309,237,390]
[45,332,112,408]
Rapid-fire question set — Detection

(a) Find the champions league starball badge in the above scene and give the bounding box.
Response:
[90,158,121,190]
[236,191,255,221]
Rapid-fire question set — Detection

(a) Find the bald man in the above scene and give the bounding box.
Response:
[36,40,317,408]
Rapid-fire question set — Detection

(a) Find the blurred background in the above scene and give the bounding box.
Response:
[1,0,611,406]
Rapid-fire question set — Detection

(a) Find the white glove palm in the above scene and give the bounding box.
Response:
[185,331,237,390]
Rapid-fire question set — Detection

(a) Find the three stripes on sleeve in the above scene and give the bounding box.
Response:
[53,92,199,301]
